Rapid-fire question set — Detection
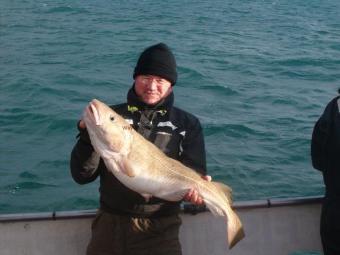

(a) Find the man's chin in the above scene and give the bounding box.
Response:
[143,97,160,105]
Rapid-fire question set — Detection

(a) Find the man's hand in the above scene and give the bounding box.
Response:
[183,175,212,205]
[78,120,86,129]
[77,119,92,144]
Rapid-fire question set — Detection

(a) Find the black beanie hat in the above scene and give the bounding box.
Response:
[133,43,177,85]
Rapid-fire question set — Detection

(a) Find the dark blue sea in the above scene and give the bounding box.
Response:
[1,0,340,214]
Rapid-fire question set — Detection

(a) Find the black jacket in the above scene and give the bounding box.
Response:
[311,96,340,198]
[70,88,207,217]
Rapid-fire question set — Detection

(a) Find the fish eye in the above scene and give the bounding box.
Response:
[110,115,115,122]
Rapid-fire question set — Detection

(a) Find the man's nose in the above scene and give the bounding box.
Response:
[147,79,158,90]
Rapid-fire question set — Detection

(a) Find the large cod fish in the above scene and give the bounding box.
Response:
[83,99,245,248]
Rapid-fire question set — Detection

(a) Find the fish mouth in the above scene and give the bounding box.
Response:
[85,100,102,126]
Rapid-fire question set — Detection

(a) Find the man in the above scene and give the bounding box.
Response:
[71,43,210,255]
[311,92,340,255]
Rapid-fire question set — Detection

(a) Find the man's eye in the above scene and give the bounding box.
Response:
[156,79,165,84]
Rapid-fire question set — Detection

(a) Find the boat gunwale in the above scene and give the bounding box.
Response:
[0,196,323,223]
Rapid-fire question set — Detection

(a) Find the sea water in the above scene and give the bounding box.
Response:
[1,0,340,214]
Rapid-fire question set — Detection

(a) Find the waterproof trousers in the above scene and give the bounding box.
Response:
[86,210,182,255]
[320,198,340,255]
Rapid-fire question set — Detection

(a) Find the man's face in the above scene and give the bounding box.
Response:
[134,75,173,105]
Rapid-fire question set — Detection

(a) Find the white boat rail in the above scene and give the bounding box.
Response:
[0,196,323,255]
[0,196,323,222]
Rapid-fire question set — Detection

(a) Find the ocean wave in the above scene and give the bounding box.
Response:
[45,6,89,14]
[4,182,56,193]
[204,123,266,138]
[199,84,238,96]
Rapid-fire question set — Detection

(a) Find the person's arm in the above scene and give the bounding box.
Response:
[179,118,207,175]
[311,97,338,172]
[179,117,210,205]
[70,120,101,184]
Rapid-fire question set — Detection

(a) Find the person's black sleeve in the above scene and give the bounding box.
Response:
[311,117,329,172]
[311,96,339,172]
[70,122,101,184]
[179,118,207,175]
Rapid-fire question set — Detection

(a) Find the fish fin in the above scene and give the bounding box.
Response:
[159,188,190,202]
[141,194,152,202]
[103,156,136,177]
[120,157,137,177]
[212,182,233,203]
[205,182,244,248]
[205,199,245,249]
[104,158,124,175]
[226,209,245,249]
[204,200,225,216]
[203,182,233,216]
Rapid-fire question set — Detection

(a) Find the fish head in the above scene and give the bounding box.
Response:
[83,99,132,157]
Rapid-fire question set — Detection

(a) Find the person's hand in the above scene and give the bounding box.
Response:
[183,175,212,205]
[78,119,86,129]
[77,119,92,144]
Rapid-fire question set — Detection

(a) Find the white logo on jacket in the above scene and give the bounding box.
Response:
[157,121,177,130]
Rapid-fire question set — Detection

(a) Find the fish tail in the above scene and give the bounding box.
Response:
[212,181,233,203]
[226,208,245,249]
[205,182,245,249]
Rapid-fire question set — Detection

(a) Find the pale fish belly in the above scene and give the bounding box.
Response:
[104,159,167,194]
[104,158,191,201]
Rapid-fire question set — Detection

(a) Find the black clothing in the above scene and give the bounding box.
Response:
[71,88,207,218]
[86,210,182,255]
[311,95,340,255]
[311,96,340,198]
[320,197,340,255]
